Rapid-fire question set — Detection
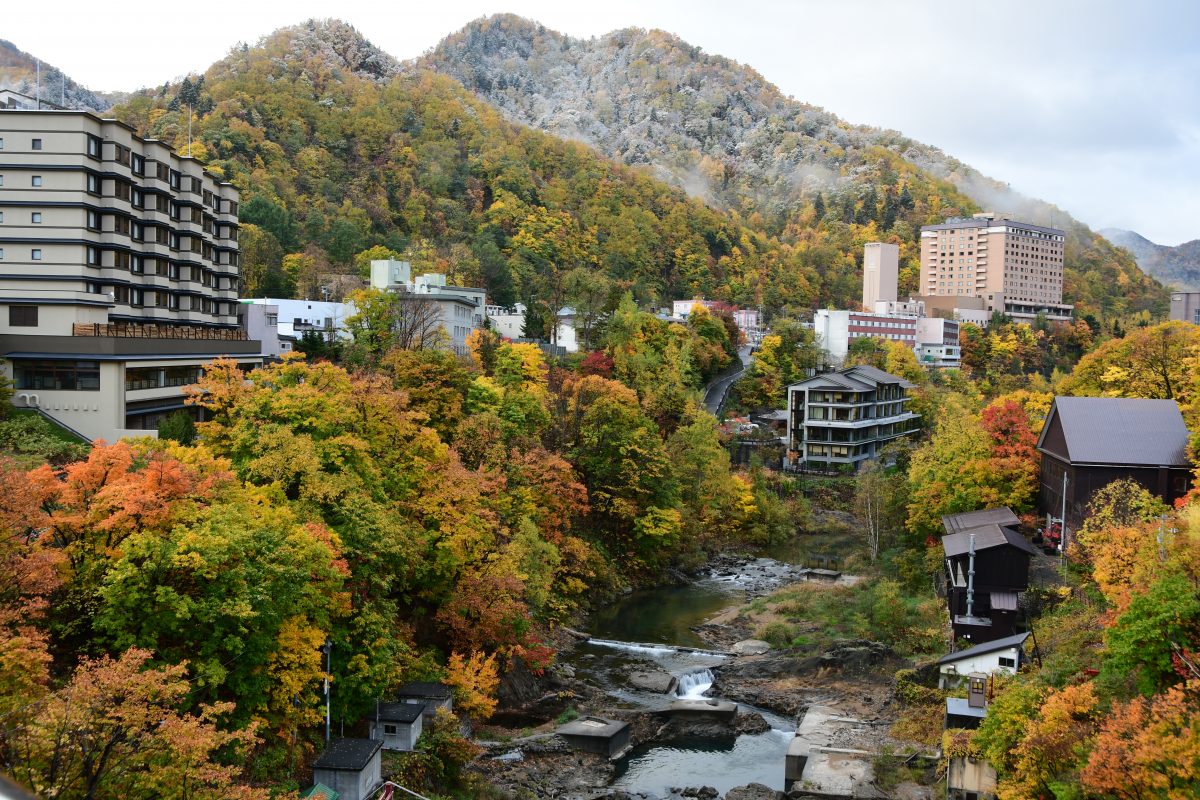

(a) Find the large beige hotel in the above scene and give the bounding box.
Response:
[0,109,261,441]
[919,212,1073,322]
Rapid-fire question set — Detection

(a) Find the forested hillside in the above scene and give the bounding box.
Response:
[425,14,1168,322]
[0,39,114,110]
[104,19,1161,325]
[1102,228,1200,291]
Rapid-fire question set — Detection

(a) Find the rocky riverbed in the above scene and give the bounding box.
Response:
[466,554,926,799]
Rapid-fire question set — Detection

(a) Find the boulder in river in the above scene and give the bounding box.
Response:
[725,784,785,800]
[629,670,679,694]
[731,639,771,655]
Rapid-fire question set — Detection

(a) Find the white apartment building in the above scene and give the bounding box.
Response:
[920,212,1072,322]
[862,242,899,309]
[813,309,918,364]
[369,260,485,355]
[915,317,962,368]
[485,302,579,352]
[0,109,259,441]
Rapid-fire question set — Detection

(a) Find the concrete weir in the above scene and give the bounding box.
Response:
[785,706,885,798]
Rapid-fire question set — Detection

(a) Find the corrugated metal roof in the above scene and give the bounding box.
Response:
[312,738,382,771]
[375,702,423,723]
[1040,396,1190,466]
[938,631,1030,664]
[942,507,1020,534]
[942,524,1038,557]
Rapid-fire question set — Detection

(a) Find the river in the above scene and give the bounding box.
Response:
[560,559,804,796]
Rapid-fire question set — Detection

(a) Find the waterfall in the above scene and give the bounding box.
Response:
[588,638,676,656]
[676,669,715,698]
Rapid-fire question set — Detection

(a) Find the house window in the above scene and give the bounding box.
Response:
[9,306,38,327]
[383,724,398,735]
[31,175,43,187]
[31,138,43,150]
[998,656,1016,668]
[31,249,42,261]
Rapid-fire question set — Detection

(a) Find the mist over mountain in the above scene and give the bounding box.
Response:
[0,39,114,111]
[1102,228,1200,292]
[424,14,1165,318]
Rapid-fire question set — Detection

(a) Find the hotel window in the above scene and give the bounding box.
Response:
[87,210,99,230]
[0,211,4,223]
[87,174,100,194]
[31,175,42,187]
[0,138,4,149]
[132,154,145,175]
[132,256,144,274]
[31,138,43,150]
[112,285,130,304]
[14,360,100,391]
[10,306,38,327]
[31,249,42,261]
[132,223,144,242]
[87,135,102,158]
[132,189,143,208]
[31,212,41,224]
[87,247,100,265]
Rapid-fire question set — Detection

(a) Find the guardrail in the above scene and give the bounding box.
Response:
[72,323,247,340]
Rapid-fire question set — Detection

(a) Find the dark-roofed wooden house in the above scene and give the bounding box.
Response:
[942,509,1037,644]
[1037,397,1192,533]
[310,738,382,800]
[394,681,453,724]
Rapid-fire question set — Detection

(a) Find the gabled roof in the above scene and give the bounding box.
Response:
[1037,396,1190,467]
[942,524,1038,557]
[312,738,383,771]
[787,364,913,392]
[300,784,340,800]
[938,631,1031,665]
[844,363,916,389]
[943,507,1020,534]
[376,702,423,723]
[395,681,453,699]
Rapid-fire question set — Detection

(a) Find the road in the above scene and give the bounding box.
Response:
[703,345,753,416]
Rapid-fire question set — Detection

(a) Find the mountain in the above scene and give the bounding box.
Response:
[425,14,1168,320]
[1101,229,1200,292]
[0,39,113,110]
[95,17,1163,322]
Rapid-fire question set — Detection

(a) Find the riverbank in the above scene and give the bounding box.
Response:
[465,552,939,799]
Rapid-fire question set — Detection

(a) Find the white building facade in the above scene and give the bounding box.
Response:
[0,109,258,441]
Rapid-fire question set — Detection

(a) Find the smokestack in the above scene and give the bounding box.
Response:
[965,532,977,618]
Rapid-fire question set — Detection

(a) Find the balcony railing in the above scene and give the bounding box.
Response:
[72,322,247,340]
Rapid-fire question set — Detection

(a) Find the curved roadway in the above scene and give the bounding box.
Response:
[703,345,753,416]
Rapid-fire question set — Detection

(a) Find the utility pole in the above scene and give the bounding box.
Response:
[323,640,332,742]
[1059,471,1069,560]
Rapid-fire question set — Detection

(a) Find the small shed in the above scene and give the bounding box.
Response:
[556,716,631,759]
[369,701,424,751]
[938,632,1031,688]
[311,738,383,800]
[394,681,454,723]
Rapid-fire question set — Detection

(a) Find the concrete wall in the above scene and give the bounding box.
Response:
[862,242,899,308]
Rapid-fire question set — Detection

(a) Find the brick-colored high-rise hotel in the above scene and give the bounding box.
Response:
[920,212,1072,322]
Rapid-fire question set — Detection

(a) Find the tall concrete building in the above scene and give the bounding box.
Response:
[920,213,1072,322]
[1170,291,1200,324]
[862,242,899,309]
[0,109,260,441]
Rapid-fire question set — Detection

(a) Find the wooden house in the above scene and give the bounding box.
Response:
[942,510,1037,644]
[1037,397,1192,534]
[938,631,1031,688]
[394,682,453,724]
[310,738,382,800]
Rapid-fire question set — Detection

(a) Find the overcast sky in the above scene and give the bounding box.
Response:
[8,0,1198,244]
